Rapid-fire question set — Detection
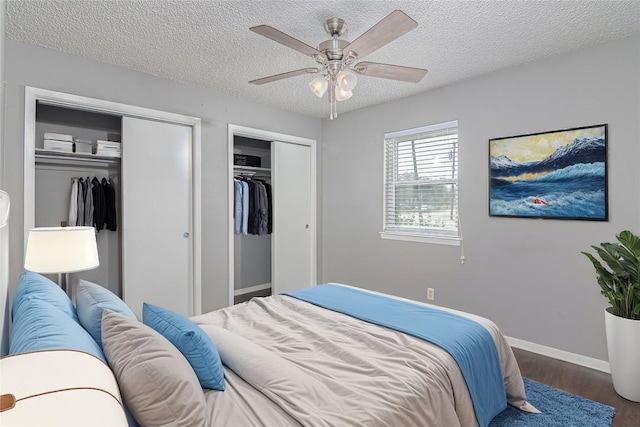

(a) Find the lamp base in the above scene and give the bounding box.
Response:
[58,273,71,297]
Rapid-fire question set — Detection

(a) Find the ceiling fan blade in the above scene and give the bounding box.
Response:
[249,68,319,85]
[355,62,428,83]
[250,25,327,59]
[343,10,418,60]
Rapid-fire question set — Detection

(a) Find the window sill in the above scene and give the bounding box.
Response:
[380,232,461,246]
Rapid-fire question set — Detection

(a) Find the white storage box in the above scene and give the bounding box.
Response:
[43,139,73,153]
[96,140,121,157]
[96,140,121,150]
[43,132,73,142]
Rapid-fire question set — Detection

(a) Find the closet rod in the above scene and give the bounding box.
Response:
[234,171,270,178]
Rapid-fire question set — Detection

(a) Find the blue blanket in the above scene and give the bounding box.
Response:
[285,284,507,427]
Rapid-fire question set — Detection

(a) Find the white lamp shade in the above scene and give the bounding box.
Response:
[335,86,353,102]
[24,226,99,273]
[337,70,358,92]
[309,76,328,97]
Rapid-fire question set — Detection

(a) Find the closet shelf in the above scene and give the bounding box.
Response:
[35,149,121,165]
[233,165,271,173]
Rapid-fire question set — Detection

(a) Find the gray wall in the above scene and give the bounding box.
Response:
[3,34,639,363]
[321,36,640,361]
[3,39,322,314]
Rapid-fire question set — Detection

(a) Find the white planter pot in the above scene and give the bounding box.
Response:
[604,307,640,402]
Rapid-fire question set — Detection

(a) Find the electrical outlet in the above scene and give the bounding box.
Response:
[427,288,435,301]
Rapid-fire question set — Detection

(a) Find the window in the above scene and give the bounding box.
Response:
[382,121,459,244]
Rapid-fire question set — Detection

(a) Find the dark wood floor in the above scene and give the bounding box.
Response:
[513,348,640,427]
[234,288,271,304]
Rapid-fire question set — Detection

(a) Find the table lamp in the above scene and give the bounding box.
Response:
[24,226,99,295]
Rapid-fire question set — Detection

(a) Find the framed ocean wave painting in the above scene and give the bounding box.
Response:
[489,124,608,220]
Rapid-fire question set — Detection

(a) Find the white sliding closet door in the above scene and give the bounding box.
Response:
[271,141,313,294]
[122,117,193,318]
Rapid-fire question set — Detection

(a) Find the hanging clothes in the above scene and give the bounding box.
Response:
[234,179,244,235]
[252,180,260,234]
[77,178,85,226]
[68,178,79,226]
[240,180,249,235]
[233,176,271,236]
[68,176,117,231]
[256,181,268,236]
[104,178,117,231]
[246,180,257,235]
[265,182,272,234]
[84,177,94,227]
[92,176,106,231]
[256,179,272,235]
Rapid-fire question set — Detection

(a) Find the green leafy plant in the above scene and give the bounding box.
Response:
[582,230,640,320]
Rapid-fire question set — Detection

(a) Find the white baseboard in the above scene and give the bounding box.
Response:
[506,336,610,373]
[234,283,271,296]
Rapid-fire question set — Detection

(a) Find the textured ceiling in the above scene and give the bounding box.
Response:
[6,0,640,119]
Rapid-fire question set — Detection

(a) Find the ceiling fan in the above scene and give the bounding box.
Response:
[249,10,428,119]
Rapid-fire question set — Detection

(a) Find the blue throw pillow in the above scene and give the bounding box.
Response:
[13,270,77,321]
[76,280,137,348]
[142,303,225,390]
[10,296,106,363]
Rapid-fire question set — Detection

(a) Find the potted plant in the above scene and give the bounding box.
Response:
[582,230,640,402]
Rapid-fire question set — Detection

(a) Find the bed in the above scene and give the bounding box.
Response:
[5,272,537,427]
[190,283,537,427]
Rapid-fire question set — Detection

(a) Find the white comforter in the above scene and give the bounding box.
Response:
[191,291,536,427]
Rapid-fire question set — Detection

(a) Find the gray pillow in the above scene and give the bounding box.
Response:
[101,310,207,427]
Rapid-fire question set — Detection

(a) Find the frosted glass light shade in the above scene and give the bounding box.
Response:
[24,226,99,273]
[335,87,353,102]
[308,76,328,97]
[337,70,358,92]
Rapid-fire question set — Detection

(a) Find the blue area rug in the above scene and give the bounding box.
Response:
[489,378,616,427]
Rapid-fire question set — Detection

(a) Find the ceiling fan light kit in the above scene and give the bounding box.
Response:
[335,86,353,102]
[309,76,328,98]
[336,70,358,92]
[249,10,428,120]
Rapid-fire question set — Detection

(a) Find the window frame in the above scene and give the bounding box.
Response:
[381,120,461,246]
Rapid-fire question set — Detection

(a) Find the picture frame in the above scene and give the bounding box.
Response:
[489,124,608,220]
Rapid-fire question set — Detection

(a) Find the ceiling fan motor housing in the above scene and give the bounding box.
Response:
[323,18,347,37]
[318,39,351,61]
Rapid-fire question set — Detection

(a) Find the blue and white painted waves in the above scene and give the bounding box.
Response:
[490,136,606,219]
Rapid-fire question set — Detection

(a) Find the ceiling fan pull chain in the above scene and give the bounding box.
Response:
[329,75,337,120]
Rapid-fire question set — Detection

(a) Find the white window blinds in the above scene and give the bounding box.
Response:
[383,121,459,239]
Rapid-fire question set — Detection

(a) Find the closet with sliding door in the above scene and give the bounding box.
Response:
[229,125,317,306]
[24,87,202,318]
